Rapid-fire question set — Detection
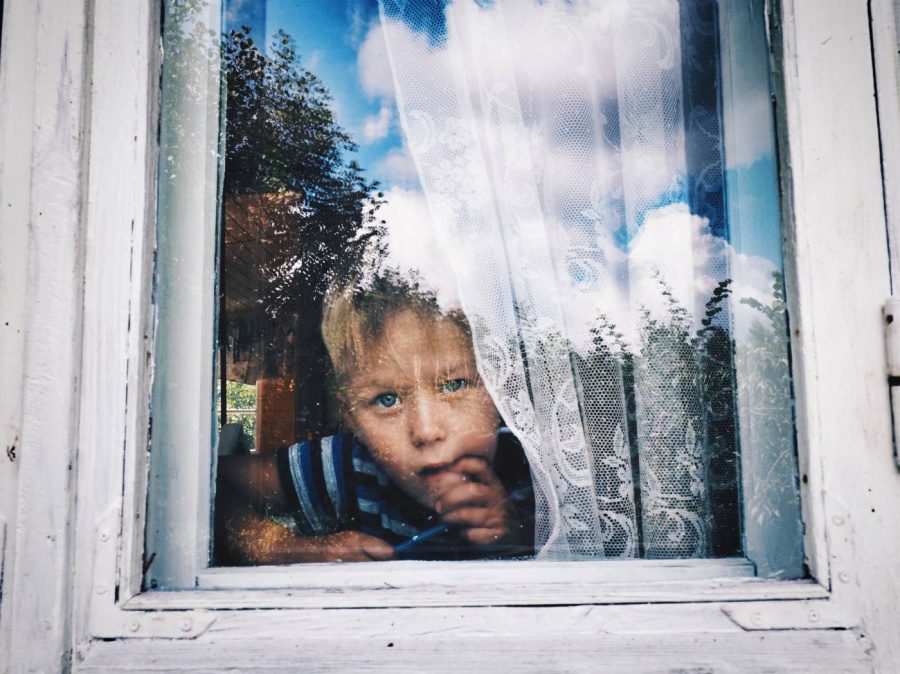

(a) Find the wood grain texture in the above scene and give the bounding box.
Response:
[776,0,900,670]
[0,0,39,669]
[871,0,900,285]
[77,630,871,673]
[72,0,159,651]
[0,0,163,664]
[3,0,91,672]
[128,579,828,611]
[0,0,894,670]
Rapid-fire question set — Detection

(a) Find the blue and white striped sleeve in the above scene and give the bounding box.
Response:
[274,435,355,536]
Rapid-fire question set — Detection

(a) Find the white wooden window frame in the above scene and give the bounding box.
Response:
[142,0,805,593]
[2,0,897,670]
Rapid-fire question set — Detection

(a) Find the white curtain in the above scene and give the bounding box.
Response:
[377,0,734,559]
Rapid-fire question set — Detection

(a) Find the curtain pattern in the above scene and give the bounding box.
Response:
[378,0,739,559]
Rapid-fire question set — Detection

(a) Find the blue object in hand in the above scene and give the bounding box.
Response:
[394,523,450,554]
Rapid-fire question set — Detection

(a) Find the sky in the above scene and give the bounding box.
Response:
[222,0,786,345]
[224,0,417,191]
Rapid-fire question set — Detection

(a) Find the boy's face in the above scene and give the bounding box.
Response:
[342,309,500,510]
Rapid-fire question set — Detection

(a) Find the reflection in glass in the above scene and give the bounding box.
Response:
[153,0,804,573]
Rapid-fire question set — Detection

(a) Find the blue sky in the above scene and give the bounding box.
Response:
[225,0,416,192]
[216,0,794,349]
[223,0,784,265]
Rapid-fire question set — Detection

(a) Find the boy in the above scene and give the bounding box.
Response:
[215,274,534,564]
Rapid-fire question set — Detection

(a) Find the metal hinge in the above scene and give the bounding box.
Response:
[90,508,216,639]
[883,298,900,469]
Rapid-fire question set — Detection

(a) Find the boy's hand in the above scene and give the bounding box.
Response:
[228,517,395,564]
[433,456,526,550]
[299,530,396,563]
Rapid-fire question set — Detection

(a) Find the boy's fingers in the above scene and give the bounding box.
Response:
[461,527,505,546]
[440,506,498,528]
[435,481,492,513]
[357,533,396,561]
[451,456,503,487]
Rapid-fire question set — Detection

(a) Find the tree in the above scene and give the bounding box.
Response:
[219,25,385,437]
[160,1,385,438]
[221,26,383,317]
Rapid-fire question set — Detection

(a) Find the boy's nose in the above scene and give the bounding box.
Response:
[408,396,446,448]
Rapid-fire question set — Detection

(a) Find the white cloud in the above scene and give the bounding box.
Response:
[375,144,419,182]
[459,203,782,352]
[627,203,779,342]
[374,191,780,356]
[628,204,705,319]
[358,22,396,99]
[372,0,691,228]
[362,104,392,143]
[364,0,781,351]
[377,186,462,311]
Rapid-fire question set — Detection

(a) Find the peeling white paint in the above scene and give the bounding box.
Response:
[1,0,90,671]
[0,0,897,672]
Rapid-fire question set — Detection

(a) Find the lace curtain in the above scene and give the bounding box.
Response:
[375,0,751,560]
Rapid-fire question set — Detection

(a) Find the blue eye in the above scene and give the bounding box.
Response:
[373,393,399,409]
[441,379,468,393]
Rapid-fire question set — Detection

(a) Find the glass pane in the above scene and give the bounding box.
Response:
[152,0,804,579]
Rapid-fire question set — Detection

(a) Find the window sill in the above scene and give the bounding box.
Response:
[126,559,827,610]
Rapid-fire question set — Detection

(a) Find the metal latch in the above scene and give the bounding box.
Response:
[882,298,900,469]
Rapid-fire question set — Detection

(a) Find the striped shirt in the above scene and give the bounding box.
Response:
[275,429,535,560]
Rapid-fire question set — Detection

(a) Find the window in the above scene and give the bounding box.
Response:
[14,0,890,668]
[144,0,808,588]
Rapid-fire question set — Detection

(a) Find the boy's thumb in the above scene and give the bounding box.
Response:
[360,534,396,561]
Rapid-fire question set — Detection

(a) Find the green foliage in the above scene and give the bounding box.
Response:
[737,271,791,412]
[737,271,798,532]
[221,26,385,321]
[225,412,256,448]
[695,279,734,348]
[225,380,257,448]
[740,270,786,332]
[575,272,792,556]
[215,380,257,447]
[225,380,257,410]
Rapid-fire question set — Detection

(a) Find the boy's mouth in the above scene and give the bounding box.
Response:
[419,462,453,479]
[418,462,462,492]
[419,451,489,480]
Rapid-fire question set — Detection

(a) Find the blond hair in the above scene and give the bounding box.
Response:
[321,272,470,387]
